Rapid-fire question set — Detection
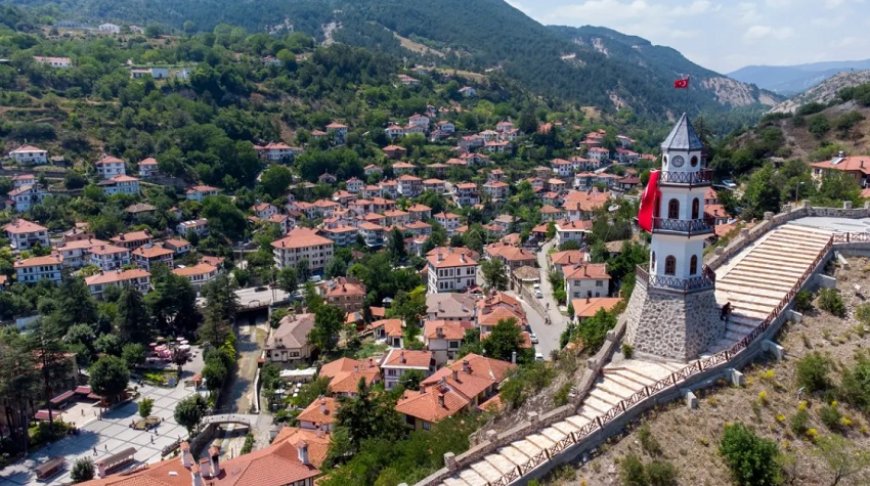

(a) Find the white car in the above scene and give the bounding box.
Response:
[534,352,545,361]
[530,332,539,344]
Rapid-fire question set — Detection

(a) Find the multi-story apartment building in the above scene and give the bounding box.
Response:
[89,244,132,271]
[272,228,335,274]
[14,256,62,285]
[84,269,151,299]
[94,155,126,179]
[4,219,50,251]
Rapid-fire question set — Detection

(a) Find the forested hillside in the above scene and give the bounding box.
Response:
[3,0,779,121]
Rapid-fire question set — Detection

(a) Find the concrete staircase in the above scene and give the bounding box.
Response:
[437,359,682,486]
[709,223,832,352]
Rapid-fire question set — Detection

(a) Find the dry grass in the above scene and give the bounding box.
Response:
[538,258,870,486]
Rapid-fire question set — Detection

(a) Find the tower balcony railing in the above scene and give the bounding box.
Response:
[652,217,715,236]
[636,264,715,293]
[659,169,713,186]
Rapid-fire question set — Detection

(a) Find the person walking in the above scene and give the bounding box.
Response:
[720,302,732,321]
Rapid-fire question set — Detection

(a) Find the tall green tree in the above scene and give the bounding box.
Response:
[481,258,508,291]
[174,394,208,434]
[481,318,530,363]
[741,164,782,219]
[145,265,200,337]
[116,288,150,344]
[88,356,130,403]
[309,303,344,356]
[389,227,407,264]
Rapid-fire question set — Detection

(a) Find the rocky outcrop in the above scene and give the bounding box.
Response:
[770,70,870,114]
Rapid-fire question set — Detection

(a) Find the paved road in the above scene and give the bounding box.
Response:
[509,293,560,359]
[536,240,571,328]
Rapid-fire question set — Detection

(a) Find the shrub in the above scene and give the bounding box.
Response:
[796,352,833,393]
[791,409,809,436]
[638,424,662,457]
[553,382,572,406]
[645,459,678,486]
[818,402,843,432]
[793,290,814,313]
[817,288,846,317]
[758,391,769,406]
[70,457,95,483]
[719,422,782,486]
[622,343,634,359]
[839,353,870,414]
[240,433,255,454]
[619,453,646,486]
[138,398,154,419]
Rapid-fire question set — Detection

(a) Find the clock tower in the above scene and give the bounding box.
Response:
[624,114,724,361]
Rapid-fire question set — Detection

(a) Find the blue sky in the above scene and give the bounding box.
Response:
[506,0,870,73]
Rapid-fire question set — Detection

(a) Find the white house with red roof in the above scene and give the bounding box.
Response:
[94,155,126,179]
[89,243,132,271]
[255,142,300,162]
[4,219,49,250]
[564,263,610,300]
[424,320,473,365]
[6,182,47,213]
[132,244,174,270]
[99,175,140,196]
[32,56,71,68]
[427,246,479,294]
[325,121,348,144]
[14,256,62,285]
[397,174,423,197]
[137,157,159,177]
[8,145,48,165]
[185,184,220,202]
[380,349,435,390]
[810,151,870,187]
[84,269,151,299]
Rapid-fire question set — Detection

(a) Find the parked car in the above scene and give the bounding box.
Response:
[530,332,539,344]
[534,352,545,361]
[534,288,543,298]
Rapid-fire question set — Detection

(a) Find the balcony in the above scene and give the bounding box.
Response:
[652,218,714,237]
[659,169,713,187]
[636,265,715,293]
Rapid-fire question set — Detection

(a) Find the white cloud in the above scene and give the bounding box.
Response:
[824,0,845,8]
[743,25,794,41]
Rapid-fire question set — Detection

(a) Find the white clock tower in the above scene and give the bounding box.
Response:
[624,114,724,361]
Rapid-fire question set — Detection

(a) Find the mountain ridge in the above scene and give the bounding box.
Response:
[729,58,870,95]
[3,0,780,120]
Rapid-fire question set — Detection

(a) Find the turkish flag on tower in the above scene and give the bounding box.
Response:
[674,77,690,89]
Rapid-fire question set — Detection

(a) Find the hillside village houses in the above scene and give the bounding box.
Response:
[810,151,870,187]
[7,144,48,165]
[0,70,680,483]
[32,55,71,68]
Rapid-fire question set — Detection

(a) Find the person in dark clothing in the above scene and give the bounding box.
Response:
[720,302,732,321]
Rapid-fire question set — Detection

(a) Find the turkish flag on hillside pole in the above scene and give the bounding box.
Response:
[674,76,690,89]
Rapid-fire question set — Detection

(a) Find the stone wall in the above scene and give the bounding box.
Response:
[624,279,723,361]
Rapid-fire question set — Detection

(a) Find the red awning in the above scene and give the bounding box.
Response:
[33,409,57,421]
[75,385,92,395]
[50,390,75,405]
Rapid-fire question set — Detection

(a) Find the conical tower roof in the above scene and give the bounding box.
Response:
[661,113,703,151]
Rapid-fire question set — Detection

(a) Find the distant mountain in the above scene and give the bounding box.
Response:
[729,59,870,96]
[4,0,780,119]
[769,70,870,114]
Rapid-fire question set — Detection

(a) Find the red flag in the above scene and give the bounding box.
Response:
[674,77,689,89]
[637,170,660,232]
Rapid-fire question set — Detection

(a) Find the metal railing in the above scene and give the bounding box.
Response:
[636,264,715,293]
[652,217,714,236]
[659,169,713,186]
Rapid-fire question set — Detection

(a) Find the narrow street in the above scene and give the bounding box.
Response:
[536,239,572,329]
[212,318,272,460]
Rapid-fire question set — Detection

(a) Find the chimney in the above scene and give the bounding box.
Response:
[209,445,220,475]
[437,392,446,408]
[462,359,471,374]
[400,351,406,364]
[190,465,202,486]
[452,369,459,381]
[298,441,310,465]
[438,252,444,262]
[180,442,192,468]
[436,327,444,338]
[320,397,328,414]
[199,457,212,478]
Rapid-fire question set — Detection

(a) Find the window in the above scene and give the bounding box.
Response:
[690,255,698,275]
[690,155,699,167]
[595,280,603,287]
[665,256,676,275]
[692,198,700,219]
[651,252,656,272]
[422,421,431,431]
[449,341,459,349]
[668,199,679,219]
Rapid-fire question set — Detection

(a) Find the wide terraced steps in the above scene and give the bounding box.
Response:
[436,360,682,486]
[708,224,832,352]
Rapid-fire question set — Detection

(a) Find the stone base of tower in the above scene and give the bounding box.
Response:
[624,278,724,362]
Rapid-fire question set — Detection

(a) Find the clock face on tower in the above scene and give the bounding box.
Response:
[671,155,685,168]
